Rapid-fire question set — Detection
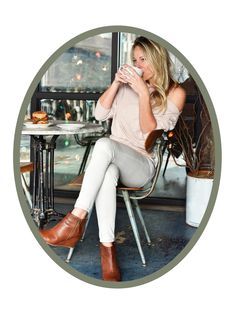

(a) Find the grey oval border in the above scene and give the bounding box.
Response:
[13,25,221,289]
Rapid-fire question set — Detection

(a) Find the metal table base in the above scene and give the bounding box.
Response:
[31,135,64,227]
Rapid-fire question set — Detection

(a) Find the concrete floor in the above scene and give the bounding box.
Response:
[48,202,196,284]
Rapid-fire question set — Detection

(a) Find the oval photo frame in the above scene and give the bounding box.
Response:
[13,26,221,288]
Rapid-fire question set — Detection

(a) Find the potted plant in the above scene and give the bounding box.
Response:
[168,77,215,227]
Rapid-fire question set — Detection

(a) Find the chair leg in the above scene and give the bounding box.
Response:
[78,140,93,175]
[65,248,75,263]
[162,151,171,177]
[131,199,151,245]
[80,207,93,242]
[122,191,146,266]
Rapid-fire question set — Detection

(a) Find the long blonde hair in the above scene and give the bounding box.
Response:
[131,36,177,111]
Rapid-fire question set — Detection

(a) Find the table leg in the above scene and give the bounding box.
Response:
[44,135,64,221]
[30,136,46,227]
[45,146,49,209]
[31,135,64,227]
[32,137,38,208]
[48,135,58,209]
[38,136,46,221]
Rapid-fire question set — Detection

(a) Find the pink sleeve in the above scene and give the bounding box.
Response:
[154,111,180,131]
[94,99,114,121]
[142,105,180,140]
[152,101,181,132]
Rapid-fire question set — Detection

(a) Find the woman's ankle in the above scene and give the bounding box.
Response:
[101,242,113,248]
[72,207,87,219]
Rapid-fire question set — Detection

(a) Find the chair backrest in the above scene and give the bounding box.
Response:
[145,129,164,154]
[20,162,34,174]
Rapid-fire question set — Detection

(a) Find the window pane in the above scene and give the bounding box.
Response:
[54,135,91,187]
[39,99,106,188]
[20,135,30,162]
[41,33,112,93]
[119,33,137,66]
[40,99,98,123]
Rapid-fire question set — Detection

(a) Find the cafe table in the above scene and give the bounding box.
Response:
[22,121,104,227]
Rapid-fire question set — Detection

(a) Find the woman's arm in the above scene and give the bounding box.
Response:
[152,86,186,131]
[119,65,157,133]
[138,91,157,133]
[138,85,186,133]
[168,85,186,112]
[98,80,120,109]
[98,68,129,109]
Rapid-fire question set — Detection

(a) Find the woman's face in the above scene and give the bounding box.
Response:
[132,46,154,83]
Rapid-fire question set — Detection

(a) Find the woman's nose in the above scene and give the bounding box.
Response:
[135,62,141,69]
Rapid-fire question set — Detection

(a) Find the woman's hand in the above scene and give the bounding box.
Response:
[114,65,130,84]
[118,64,149,96]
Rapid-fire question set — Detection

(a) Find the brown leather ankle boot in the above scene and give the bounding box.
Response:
[100,243,121,281]
[39,212,87,248]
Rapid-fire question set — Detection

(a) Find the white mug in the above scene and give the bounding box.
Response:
[119,65,143,77]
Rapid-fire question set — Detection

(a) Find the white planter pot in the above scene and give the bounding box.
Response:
[186,173,213,227]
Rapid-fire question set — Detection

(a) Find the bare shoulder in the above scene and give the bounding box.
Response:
[168,85,186,112]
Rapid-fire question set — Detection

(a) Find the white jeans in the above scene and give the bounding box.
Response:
[74,137,155,242]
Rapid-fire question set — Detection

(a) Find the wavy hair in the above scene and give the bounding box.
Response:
[131,36,177,111]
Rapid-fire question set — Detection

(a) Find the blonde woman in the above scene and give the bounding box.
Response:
[39,36,186,282]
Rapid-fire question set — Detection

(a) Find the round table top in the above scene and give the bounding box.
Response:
[21,121,104,136]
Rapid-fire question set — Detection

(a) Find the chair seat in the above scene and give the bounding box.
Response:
[68,173,144,191]
[68,173,84,186]
[20,162,34,173]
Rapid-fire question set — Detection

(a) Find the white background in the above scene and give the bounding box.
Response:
[1,1,234,313]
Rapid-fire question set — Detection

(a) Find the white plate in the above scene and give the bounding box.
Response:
[56,123,85,130]
[23,122,54,128]
[23,121,33,125]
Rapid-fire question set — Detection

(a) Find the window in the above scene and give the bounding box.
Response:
[41,34,112,93]
[21,33,116,192]
[119,32,137,66]
[20,31,188,201]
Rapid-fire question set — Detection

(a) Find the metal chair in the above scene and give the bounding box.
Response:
[66,129,166,265]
